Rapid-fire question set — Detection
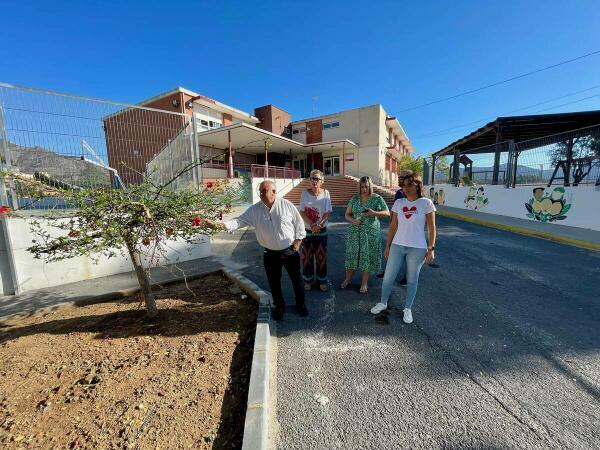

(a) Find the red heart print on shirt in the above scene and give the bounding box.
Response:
[402,206,417,219]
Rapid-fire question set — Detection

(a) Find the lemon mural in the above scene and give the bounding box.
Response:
[525,187,571,222]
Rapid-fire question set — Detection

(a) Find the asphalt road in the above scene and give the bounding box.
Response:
[234,209,600,449]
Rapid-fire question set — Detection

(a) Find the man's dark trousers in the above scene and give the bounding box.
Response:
[263,247,305,310]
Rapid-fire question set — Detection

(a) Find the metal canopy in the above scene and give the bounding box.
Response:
[196,122,358,155]
[433,110,600,157]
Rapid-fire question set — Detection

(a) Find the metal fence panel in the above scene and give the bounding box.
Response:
[515,124,600,186]
[0,82,190,209]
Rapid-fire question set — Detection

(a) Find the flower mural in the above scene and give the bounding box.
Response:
[525,187,571,222]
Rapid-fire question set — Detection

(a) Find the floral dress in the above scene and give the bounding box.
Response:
[344,194,389,273]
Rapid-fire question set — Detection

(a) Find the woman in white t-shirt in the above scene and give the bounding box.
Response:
[299,170,333,292]
[370,174,436,323]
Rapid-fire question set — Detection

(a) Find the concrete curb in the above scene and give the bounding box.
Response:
[221,269,272,450]
[437,209,600,252]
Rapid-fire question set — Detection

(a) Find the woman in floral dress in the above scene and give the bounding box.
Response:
[341,176,390,293]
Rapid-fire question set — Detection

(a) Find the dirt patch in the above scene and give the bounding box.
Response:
[0,273,258,449]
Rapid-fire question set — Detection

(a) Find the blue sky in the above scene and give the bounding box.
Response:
[1,0,599,156]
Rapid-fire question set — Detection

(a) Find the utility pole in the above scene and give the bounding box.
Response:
[311,96,318,117]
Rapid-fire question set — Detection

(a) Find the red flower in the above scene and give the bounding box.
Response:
[191,216,203,226]
[165,227,174,236]
[304,207,320,223]
[206,182,213,189]
[0,206,11,215]
[142,238,151,246]
[68,230,80,238]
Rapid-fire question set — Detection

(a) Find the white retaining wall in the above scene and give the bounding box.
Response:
[251,177,304,204]
[428,184,600,231]
[0,216,211,295]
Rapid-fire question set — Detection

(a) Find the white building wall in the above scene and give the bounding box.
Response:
[290,104,408,186]
[251,177,304,204]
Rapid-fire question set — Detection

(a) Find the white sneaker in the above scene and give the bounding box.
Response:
[370,303,387,315]
[403,308,413,324]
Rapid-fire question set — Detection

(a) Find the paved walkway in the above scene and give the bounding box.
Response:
[234,208,600,449]
[2,205,599,449]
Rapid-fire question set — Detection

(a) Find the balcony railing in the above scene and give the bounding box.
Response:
[250,164,301,180]
[199,163,301,180]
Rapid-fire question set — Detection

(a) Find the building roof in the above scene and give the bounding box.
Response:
[432,110,600,157]
[195,122,358,155]
[138,86,201,106]
[103,86,260,123]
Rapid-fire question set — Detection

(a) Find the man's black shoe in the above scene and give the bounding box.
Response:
[295,304,309,317]
[272,307,284,321]
[376,272,385,279]
[399,277,407,286]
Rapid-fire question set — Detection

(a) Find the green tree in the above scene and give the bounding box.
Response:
[398,154,424,177]
[549,135,600,184]
[6,161,237,318]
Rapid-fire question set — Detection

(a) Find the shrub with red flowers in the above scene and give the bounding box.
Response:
[8,161,238,318]
[304,206,320,223]
[0,206,11,215]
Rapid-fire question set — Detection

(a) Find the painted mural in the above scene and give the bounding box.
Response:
[428,187,445,205]
[525,186,571,222]
[464,186,489,210]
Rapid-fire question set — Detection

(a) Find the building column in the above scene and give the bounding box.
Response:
[227,130,234,178]
[264,141,269,179]
[342,142,346,176]
[492,123,502,185]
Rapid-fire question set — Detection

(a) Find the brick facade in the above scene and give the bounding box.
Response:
[306,119,323,144]
[254,105,291,137]
[104,91,195,185]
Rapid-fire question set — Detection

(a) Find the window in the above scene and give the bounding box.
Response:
[323,121,340,130]
[293,127,306,134]
[293,129,299,134]
[195,106,223,132]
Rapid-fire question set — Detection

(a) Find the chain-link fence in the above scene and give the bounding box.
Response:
[431,124,600,187]
[0,82,191,209]
[514,124,600,186]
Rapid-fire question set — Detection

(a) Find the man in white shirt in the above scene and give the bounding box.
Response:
[211,180,307,320]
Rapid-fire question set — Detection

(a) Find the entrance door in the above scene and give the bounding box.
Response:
[324,156,341,176]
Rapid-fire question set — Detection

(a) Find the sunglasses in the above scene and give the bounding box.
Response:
[259,189,276,194]
[310,177,322,182]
